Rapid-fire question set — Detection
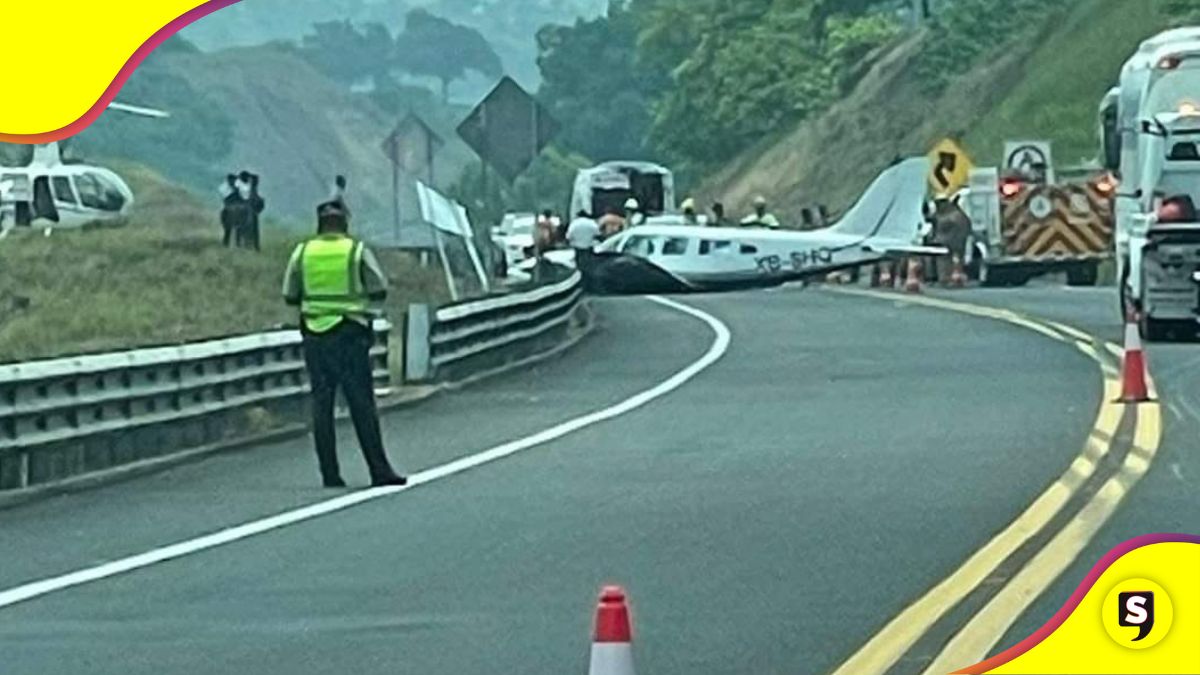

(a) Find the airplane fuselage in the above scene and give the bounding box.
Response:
[595,225,901,290]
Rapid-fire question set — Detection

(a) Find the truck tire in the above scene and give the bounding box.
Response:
[1067,263,1099,287]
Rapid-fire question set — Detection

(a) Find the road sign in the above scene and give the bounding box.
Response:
[1004,140,1054,184]
[928,138,974,196]
[457,77,559,183]
[381,112,445,242]
[381,113,444,183]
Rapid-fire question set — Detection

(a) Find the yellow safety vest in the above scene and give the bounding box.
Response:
[299,236,367,333]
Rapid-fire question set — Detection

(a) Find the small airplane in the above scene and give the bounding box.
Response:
[0,102,169,234]
[578,157,944,294]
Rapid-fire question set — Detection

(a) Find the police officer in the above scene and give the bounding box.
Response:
[282,201,406,488]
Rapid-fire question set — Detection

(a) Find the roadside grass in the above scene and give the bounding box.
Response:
[0,162,447,364]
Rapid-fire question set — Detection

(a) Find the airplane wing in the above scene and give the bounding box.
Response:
[865,242,949,257]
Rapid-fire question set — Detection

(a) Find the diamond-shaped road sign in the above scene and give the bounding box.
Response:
[457,77,559,183]
[382,113,444,180]
[927,138,974,196]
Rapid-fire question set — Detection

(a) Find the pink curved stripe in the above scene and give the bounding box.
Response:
[955,533,1200,674]
[0,0,242,144]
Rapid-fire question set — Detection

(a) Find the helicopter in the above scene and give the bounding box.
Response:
[0,102,168,234]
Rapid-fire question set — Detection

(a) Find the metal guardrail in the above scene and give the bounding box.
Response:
[405,270,584,381]
[0,323,389,490]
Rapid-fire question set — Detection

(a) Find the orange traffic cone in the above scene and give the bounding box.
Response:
[589,586,635,675]
[904,258,923,294]
[948,255,967,289]
[1120,311,1152,403]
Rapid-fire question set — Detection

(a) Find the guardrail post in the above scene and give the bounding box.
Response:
[405,303,432,383]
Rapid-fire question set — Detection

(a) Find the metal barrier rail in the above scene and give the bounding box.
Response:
[0,324,389,457]
[405,270,583,381]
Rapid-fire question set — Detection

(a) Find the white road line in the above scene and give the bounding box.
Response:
[0,296,731,611]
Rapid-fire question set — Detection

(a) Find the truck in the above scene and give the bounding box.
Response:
[569,161,676,221]
[1101,28,1200,338]
[959,155,1115,287]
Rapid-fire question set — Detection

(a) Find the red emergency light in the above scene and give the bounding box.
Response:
[999,179,1023,198]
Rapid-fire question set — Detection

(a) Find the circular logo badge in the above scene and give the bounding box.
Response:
[1103,579,1173,649]
[1029,194,1054,220]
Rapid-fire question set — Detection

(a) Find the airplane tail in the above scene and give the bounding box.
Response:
[828,157,930,244]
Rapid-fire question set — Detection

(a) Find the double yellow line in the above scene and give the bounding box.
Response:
[829,289,1163,675]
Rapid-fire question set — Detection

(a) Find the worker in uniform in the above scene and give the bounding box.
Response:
[930,197,972,285]
[741,195,781,229]
[282,201,406,489]
[681,198,700,225]
[624,197,645,227]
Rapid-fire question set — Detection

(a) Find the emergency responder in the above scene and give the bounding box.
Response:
[931,197,972,285]
[681,198,700,225]
[742,195,780,229]
[624,197,645,227]
[710,202,732,228]
[282,201,406,489]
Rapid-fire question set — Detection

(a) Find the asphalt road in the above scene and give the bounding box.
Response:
[0,284,1184,674]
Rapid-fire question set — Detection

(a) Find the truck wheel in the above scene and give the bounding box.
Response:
[1067,263,1099,287]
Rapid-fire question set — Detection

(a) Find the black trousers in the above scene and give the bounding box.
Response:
[301,321,397,483]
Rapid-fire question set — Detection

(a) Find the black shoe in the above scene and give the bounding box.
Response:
[323,477,348,489]
[371,474,408,488]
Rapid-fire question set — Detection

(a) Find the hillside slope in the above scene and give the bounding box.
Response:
[0,164,446,364]
[701,0,1173,221]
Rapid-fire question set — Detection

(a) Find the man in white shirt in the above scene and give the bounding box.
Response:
[566,210,602,279]
[567,210,601,249]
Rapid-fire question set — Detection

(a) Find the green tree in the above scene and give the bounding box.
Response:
[299,20,395,87]
[536,2,666,162]
[395,9,504,103]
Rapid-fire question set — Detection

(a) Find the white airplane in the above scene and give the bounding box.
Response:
[583,157,943,293]
[0,102,169,233]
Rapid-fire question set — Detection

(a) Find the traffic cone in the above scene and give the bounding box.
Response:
[1119,310,1151,403]
[879,263,894,289]
[948,255,967,289]
[589,586,635,675]
[904,258,923,294]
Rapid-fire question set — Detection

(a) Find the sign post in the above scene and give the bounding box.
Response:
[381,112,445,247]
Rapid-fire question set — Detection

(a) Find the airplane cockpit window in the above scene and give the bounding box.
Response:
[76,173,126,212]
[739,243,759,254]
[52,176,77,205]
[621,235,657,258]
[662,237,689,256]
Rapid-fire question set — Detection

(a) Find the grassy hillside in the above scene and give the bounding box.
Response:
[964,0,1169,166]
[0,164,447,364]
[76,42,477,239]
[701,0,1176,220]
